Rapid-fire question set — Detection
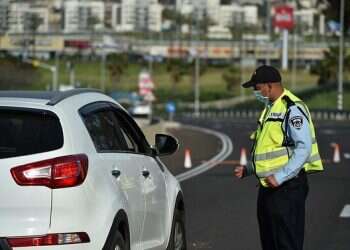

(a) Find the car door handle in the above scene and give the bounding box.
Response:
[111,170,121,178]
[142,170,150,178]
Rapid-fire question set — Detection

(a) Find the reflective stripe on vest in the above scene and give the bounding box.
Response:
[255,138,317,162]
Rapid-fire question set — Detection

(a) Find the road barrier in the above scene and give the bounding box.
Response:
[179,109,350,122]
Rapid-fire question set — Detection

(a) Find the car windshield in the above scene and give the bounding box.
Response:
[0,109,63,159]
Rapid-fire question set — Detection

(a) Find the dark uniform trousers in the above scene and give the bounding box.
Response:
[257,170,309,250]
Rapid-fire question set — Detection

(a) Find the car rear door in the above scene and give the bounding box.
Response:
[0,107,63,236]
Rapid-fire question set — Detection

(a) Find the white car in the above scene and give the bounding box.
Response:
[0,89,186,250]
[129,102,152,118]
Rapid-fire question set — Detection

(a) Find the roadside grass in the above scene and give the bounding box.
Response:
[36,59,322,103]
[306,90,350,110]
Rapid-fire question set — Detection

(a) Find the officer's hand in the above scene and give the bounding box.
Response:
[265,175,279,188]
[234,165,245,179]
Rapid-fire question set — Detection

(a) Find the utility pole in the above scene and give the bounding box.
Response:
[194,9,200,117]
[194,52,200,117]
[291,28,297,90]
[266,0,271,65]
[100,48,106,93]
[337,0,344,110]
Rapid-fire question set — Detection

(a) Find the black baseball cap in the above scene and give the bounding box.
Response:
[242,65,282,88]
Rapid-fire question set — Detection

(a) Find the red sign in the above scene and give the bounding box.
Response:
[273,6,294,30]
[64,40,91,49]
[138,71,154,97]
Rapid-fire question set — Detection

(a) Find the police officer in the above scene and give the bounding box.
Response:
[234,65,323,250]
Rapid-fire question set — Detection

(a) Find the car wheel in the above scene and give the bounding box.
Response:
[105,231,127,250]
[167,209,187,250]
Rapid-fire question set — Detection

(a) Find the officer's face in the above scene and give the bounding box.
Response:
[254,83,271,99]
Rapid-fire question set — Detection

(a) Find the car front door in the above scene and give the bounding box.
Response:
[110,111,169,249]
[139,155,168,249]
[80,103,146,249]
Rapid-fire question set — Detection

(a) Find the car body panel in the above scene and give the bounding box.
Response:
[0,91,183,250]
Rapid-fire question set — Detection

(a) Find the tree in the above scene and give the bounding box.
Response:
[166,58,189,97]
[107,53,129,86]
[311,46,350,85]
[0,55,40,89]
[198,11,216,56]
[24,12,43,57]
[87,15,100,57]
[321,0,350,35]
[162,8,188,57]
[222,65,240,91]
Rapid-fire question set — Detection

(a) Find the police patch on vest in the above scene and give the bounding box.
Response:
[290,116,303,129]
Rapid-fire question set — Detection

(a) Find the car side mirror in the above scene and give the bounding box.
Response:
[153,134,179,156]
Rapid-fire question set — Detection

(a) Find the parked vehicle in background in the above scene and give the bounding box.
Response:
[0,89,186,250]
[109,91,151,118]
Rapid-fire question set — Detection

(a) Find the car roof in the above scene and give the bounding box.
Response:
[0,89,102,106]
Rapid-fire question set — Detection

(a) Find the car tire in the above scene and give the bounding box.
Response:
[104,231,127,250]
[166,209,187,250]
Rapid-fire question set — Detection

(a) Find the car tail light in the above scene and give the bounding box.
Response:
[7,232,90,247]
[11,154,88,189]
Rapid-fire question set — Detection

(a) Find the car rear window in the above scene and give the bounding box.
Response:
[0,108,63,159]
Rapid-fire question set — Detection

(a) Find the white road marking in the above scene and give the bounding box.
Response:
[176,125,233,182]
[340,205,350,218]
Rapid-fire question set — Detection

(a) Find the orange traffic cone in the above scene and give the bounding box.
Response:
[239,148,248,166]
[331,143,341,163]
[184,149,192,168]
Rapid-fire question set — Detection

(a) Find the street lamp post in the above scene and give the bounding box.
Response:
[337,0,345,110]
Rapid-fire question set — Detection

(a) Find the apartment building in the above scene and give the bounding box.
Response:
[111,0,163,32]
[63,0,105,33]
[0,0,9,32]
[7,1,49,33]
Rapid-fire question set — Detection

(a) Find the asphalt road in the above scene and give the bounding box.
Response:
[163,118,350,250]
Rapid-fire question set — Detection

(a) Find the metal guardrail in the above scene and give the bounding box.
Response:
[180,109,350,122]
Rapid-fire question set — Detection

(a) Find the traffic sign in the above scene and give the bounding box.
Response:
[273,5,294,30]
[166,102,176,113]
[138,71,155,97]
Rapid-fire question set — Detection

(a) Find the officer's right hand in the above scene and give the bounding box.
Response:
[234,165,245,179]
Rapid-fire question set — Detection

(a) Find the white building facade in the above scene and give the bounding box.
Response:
[0,0,9,32]
[111,0,163,32]
[63,0,105,33]
[7,2,49,33]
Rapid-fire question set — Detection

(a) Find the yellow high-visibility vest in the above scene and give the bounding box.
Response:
[252,89,323,187]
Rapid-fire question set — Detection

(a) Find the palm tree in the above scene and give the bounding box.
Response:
[162,8,188,57]
[166,58,189,97]
[24,12,43,58]
[198,11,215,60]
[87,15,100,58]
[222,65,240,91]
[311,46,350,85]
[107,53,129,87]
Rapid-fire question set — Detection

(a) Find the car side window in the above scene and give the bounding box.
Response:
[84,110,130,152]
[112,110,145,153]
[80,102,152,155]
